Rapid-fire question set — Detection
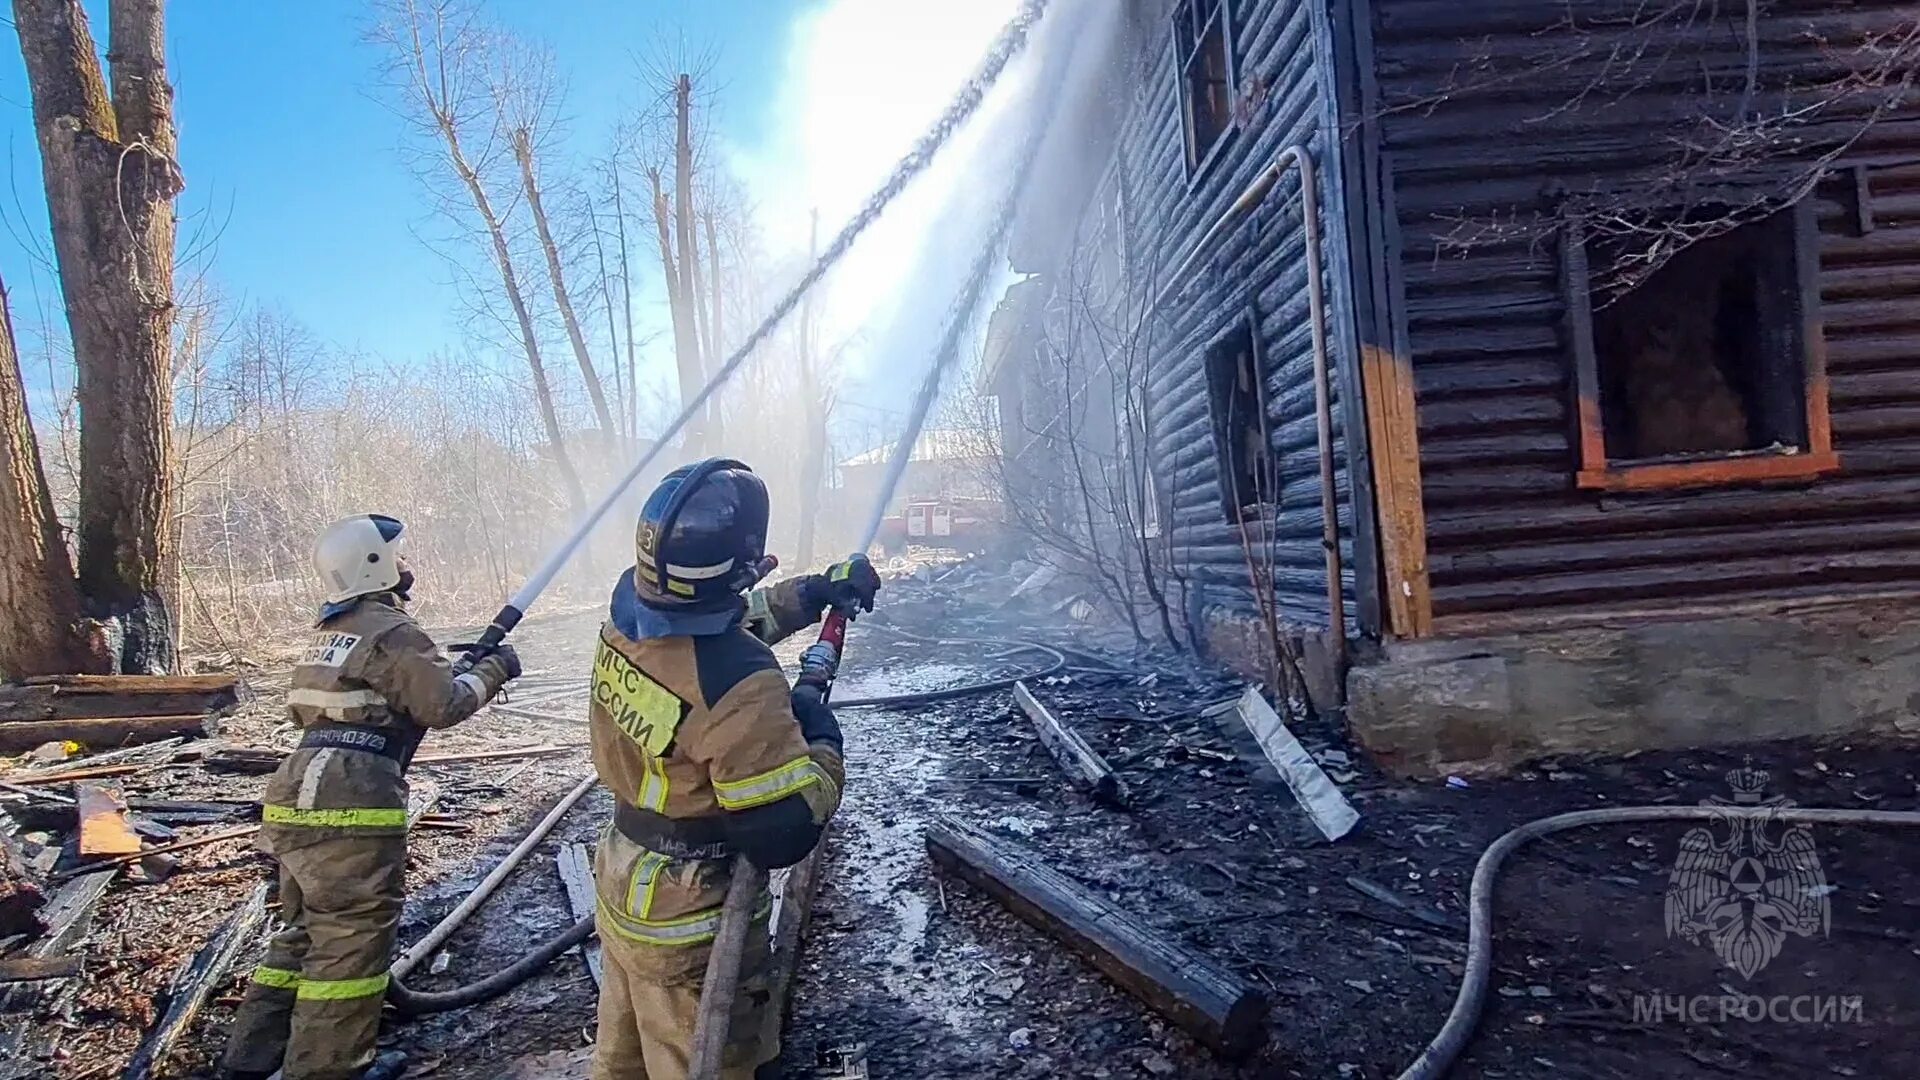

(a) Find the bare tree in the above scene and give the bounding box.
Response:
[369,0,586,511]
[498,40,618,444]
[12,0,184,673]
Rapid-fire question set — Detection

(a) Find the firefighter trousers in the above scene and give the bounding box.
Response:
[591,923,776,1080]
[221,834,408,1080]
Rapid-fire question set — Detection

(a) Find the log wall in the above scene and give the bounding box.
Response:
[1364,0,1920,627]
[1119,0,1367,634]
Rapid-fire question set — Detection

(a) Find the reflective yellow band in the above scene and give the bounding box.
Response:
[713,757,828,811]
[626,851,672,920]
[263,805,407,828]
[295,972,390,1001]
[595,895,770,947]
[637,753,668,810]
[829,560,852,582]
[251,965,301,989]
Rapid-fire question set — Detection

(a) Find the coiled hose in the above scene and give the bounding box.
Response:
[1397,804,1920,1079]
[382,633,1071,1016]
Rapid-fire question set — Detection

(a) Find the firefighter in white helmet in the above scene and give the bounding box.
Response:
[220,515,521,1080]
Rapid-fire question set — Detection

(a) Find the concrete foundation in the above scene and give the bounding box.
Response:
[1198,606,1343,715]
[1347,599,1920,777]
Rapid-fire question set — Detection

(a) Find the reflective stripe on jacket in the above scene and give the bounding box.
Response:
[260,594,506,852]
[588,577,844,949]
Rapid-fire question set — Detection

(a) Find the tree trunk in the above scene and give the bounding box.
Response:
[439,127,584,512]
[611,169,640,442]
[512,127,616,446]
[673,75,716,451]
[13,0,182,674]
[649,168,705,454]
[701,210,727,450]
[586,197,625,447]
[0,277,100,678]
[392,6,584,513]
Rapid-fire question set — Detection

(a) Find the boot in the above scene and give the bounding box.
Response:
[357,1051,409,1080]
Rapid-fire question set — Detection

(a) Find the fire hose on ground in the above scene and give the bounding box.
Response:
[1393,803,1920,1080]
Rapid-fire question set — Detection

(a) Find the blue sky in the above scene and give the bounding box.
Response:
[0,0,1026,428]
[0,1,787,368]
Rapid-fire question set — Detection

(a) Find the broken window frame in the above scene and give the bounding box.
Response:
[1173,0,1236,179]
[1559,202,1838,494]
[1201,312,1277,523]
[1124,381,1163,540]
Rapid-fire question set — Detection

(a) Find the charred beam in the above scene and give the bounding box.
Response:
[0,674,243,723]
[0,713,217,755]
[925,817,1267,1059]
[122,883,269,1080]
[1011,681,1128,807]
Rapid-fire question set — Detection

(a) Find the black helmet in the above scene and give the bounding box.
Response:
[634,458,769,607]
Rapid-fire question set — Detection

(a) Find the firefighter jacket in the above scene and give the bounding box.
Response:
[589,571,844,956]
[260,593,513,855]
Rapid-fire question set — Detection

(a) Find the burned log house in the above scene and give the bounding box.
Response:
[984,0,1920,774]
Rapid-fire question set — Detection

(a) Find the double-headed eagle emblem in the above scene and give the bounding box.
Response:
[1665,763,1829,979]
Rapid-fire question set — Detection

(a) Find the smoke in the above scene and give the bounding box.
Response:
[732,0,1126,424]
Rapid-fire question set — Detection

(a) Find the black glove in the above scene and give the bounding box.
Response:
[807,553,881,615]
[489,644,523,681]
[790,684,843,753]
[452,642,522,682]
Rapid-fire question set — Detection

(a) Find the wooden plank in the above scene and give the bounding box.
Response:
[3,763,143,787]
[555,843,602,989]
[757,826,831,1060]
[0,956,81,984]
[0,714,216,755]
[1575,450,1841,492]
[925,817,1267,1060]
[1358,343,1432,637]
[51,826,258,882]
[0,869,115,1065]
[0,678,241,723]
[1234,688,1358,842]
[1010,682,1128,807]
[75,783,142,856]
[16,674,239,693]
[121,883,270,1080]
[412,743,584,767]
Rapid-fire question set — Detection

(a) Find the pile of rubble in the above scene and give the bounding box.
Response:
[0,656,594,1079]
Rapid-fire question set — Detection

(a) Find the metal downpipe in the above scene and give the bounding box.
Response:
[1156,145,1346,688]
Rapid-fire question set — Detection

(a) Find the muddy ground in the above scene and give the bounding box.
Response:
[3,558,1916,1079]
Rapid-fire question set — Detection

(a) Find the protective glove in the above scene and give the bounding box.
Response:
[790,683,843,753]
[487,643,523,682]
[802,553,881,616]
[451,643,521,691]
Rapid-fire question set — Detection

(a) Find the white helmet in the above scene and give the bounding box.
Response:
[313,514,407,604]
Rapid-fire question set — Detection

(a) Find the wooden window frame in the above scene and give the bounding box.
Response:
[1201,312,1276,523]
[1173,0,1237,181]
[1560,203,1838,494]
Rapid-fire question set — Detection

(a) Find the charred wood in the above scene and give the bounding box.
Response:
[925,817,1267,1060]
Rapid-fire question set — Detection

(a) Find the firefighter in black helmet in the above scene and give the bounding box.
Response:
[587,458,879,1079]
